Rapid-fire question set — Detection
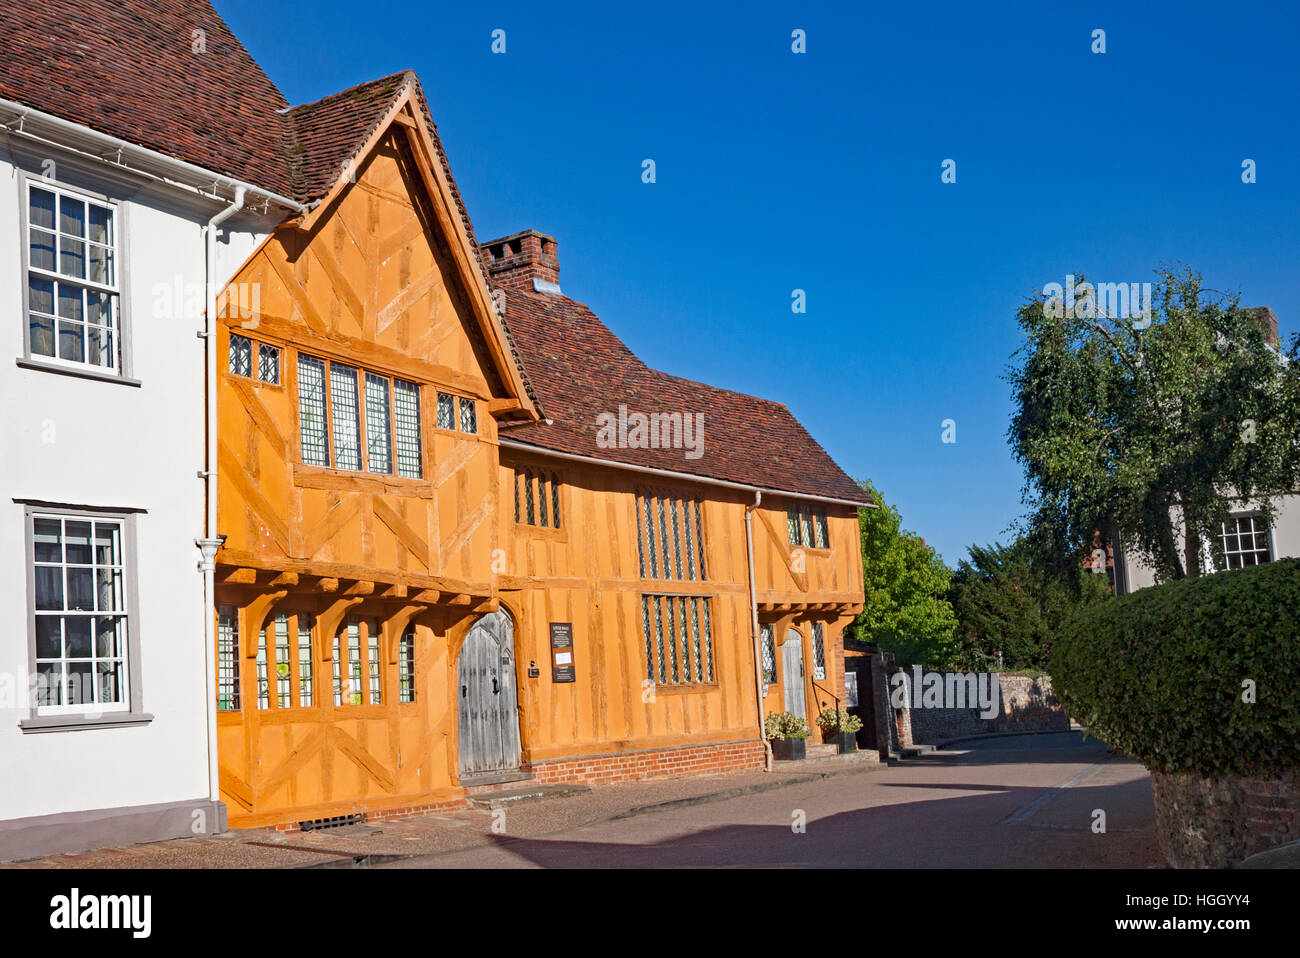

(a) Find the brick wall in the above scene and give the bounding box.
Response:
[891,671,1069,746]
[1152,768,1300,868]
[528,739,766,786]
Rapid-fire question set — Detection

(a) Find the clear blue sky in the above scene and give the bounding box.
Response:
[218,0,1299,565]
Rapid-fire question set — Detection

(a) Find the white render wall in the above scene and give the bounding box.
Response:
[1119,494,1300,592]
[0,141,271,825]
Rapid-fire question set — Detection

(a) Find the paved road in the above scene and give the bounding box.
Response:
[384,731,1162,868]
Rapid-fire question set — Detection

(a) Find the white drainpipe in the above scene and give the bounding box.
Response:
[196,187,246,816]
[745,490,773,772]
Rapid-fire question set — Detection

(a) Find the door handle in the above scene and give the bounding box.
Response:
[461,684,467,698]
[492,677,500,695]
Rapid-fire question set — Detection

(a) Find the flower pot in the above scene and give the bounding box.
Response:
[832,731,856,754]
[770,737,806,761]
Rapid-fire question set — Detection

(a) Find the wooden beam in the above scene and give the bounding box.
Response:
[270,571,299,586]
[412,589,441,604]
[317,577,340,593]
[380,583,409,599]
[222,567,258,584]
[344,581,375,596]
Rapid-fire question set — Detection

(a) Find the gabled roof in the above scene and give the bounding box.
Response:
[500,289,870,505]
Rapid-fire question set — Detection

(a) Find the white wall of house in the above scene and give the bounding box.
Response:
[0,139,271,837]
[1119,494,1300,592]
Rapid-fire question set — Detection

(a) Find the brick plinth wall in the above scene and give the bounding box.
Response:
[528,739,766,786]
[1151,768,1300,868]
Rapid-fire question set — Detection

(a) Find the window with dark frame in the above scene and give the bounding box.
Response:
[641,594,715,687]
[760,623,777,683]
[787,502,829,549]
[635,489,706,581]
[217,605,240,711]
[398,625,416,703]
[811,621,827,681]
[296,353,422,477]
[514,468,562,529]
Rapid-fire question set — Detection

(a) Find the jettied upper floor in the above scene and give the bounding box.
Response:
[214,73,539,601]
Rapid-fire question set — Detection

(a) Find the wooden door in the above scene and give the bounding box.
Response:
[457,610,521,778]
[782,629,806,718]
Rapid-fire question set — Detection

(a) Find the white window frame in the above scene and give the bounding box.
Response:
[1208,513,1275,572]
[20,176,127,377]
[19,503,149,731]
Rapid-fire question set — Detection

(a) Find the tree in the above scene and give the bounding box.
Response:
[947,538,1111,672]
[843,479,958,668]
[1007,266,1300,582]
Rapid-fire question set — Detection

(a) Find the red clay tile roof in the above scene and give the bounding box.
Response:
[0,0,295,196]
[500,289,870,505]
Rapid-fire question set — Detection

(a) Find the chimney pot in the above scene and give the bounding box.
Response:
[480,230,561,295]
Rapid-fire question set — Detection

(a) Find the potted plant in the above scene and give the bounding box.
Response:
[765,711,811,760]
[816,707,863,753]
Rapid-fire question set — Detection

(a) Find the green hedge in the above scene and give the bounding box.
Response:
[1051,557,1300,778]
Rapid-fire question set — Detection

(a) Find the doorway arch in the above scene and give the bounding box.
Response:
[457,609,522,779]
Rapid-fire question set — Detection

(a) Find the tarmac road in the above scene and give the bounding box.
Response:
[383,731,1162,868]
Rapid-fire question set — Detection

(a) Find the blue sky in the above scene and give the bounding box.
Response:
[219,0,1299,565]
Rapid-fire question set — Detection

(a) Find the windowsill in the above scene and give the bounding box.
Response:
[17,357,140,387]
[19,712,154,733]
[652,683,720,695]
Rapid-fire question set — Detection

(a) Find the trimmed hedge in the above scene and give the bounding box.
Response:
[1051,558,1300,778]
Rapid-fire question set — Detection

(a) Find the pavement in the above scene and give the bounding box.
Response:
[4,731,1162,869]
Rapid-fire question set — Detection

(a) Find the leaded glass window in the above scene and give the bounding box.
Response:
[399,626,416,703]
[258,342,280,384]
[330,363,361,471]
[641,594,714,687]
[760,623,777,683]
[811,621,827,681]
[364,372,392,475]
[274,613,291,707]
[229,333,253,377]
[368,619,382,705]
[437,392,455,429]
[217,605,240,711]
[459,396,477,433]
[393,379,422,478]
[298,355,329,466]
[297,613,314,708]
[636,490,707,581]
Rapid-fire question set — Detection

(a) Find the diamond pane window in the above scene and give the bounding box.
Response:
[459,397,477,433]
[258,343,280,384]
[437,392,455,430]
[760,623,777,683]
[274,613,291,707]
[641,594,714,687]
[229,333,253,377]
[635,491,707,582]
[811,621,827,681]
[368,619,382,705]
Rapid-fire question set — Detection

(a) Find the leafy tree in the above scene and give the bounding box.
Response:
[843,479,957,668]
[947,538,1111,672]
[1008,266,1300,582]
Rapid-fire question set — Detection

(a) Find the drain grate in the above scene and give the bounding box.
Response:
[298,813,366,832]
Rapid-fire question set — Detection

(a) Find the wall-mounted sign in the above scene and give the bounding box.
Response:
[550,622,575,683]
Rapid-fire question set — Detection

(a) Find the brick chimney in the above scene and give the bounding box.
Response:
[1243,306,1281,347]
[479,230,561,295]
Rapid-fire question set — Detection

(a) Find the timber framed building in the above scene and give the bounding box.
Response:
[1,0,869,842]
